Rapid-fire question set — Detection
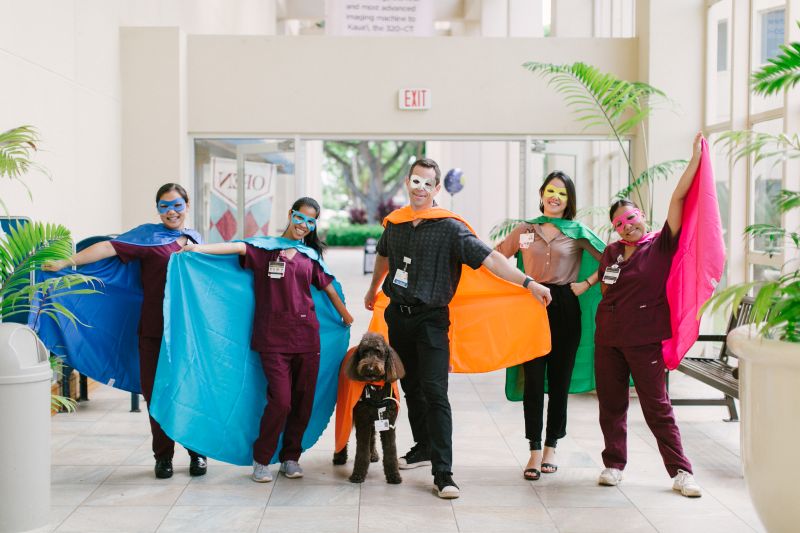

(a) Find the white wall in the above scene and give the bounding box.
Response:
[0,0,276,240]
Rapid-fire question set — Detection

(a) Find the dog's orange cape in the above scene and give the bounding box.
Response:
[367,206,551,373]
[335,347,401,453]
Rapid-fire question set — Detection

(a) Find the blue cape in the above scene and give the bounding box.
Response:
[149,236,350,466]
[29,224,201,393]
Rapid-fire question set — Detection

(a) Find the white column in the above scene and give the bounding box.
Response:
[552,0,593,37]
[120,27,188,229]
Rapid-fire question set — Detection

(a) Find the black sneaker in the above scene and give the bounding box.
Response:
[398,444,432,470]
[189,455,207,477]
[433,472,460,499]
[154,458,173,479]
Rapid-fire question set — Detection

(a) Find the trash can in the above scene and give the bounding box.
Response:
[363,237,378,274]
[0,323,51,533]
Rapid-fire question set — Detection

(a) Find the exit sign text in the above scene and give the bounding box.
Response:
[398,88,431,110]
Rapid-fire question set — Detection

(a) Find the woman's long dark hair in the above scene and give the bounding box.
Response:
[155,183,189,203]
[608,199,638,222]
[290,197,326,259]
[539,171,577,220]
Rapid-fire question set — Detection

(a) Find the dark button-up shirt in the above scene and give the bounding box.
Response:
[376,217,492,307]
[595,222,681,347]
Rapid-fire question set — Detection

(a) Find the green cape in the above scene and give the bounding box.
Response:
[505,217,605,401]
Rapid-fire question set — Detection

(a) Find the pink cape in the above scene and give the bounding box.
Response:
[662,139,726,370]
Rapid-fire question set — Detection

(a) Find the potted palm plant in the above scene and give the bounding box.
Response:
[700,31,800,533]
[0,125,97,412]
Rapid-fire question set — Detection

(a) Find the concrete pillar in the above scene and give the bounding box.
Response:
[120,27,188,229]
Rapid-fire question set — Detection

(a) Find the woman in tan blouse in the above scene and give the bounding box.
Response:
[496,171,604,480]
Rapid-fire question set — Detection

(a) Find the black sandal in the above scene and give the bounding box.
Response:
[541,463,558,473]
[523,468,541,481]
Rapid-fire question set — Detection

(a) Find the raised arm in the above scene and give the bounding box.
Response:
[364,254,389,310]
[666,132,704,236]
[481,250,552,306]
[183,242,247,255]
[42,240,117,271]
[324,283,354,326]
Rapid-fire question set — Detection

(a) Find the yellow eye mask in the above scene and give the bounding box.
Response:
[543,186,568,201]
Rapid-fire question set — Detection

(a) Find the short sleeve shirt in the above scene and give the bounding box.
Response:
[375,218,492,307]
[239,245,334,354]
[595,223,681,347]
[110,240,183,338]
[495,223,602,285]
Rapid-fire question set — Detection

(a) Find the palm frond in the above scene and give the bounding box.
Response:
[776,189,800,213]
[614,159,687,201]
[715,130,800,165]
[0,221,74,300]
[523,62,669,139]
[751,28,800,96]
[489,218,526,243]
[0,125,48,192]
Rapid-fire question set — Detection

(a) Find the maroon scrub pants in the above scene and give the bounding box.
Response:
[139,336,202,461]
[253,351,320,465]
[594,342,692,477]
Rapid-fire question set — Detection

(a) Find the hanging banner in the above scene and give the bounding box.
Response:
[325,0,435,36]
[208,157,276,242]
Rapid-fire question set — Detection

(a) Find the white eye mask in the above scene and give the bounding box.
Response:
[409,175,436,193]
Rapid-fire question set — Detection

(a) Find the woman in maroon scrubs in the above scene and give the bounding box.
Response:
[44,183,208,480]
[594,133,704,498]
[185,197,353,483]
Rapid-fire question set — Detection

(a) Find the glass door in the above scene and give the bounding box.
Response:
[194,138,297,242]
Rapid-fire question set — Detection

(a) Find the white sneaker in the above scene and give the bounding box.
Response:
[280,460,304,479]
[672,469,702,498]
[598,468,623,486]
[252,461,273,483]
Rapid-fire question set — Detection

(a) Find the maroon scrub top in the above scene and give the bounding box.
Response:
[239,244,334,354]
[111,240,183,338]
[595,223,681,347]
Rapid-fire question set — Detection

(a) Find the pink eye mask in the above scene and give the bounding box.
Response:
[612,208,644,231]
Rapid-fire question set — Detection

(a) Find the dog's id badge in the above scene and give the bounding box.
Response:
[392,263,409,288]
[602,264,620,285]
[375,407,390,432]
[519,232,535,249]
[268,261,286,279]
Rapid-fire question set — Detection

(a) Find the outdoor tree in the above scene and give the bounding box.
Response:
[324,140,423,223]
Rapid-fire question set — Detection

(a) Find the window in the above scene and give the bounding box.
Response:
[760,8,785,64]
[749,119,784,255]
[717,20,728,72]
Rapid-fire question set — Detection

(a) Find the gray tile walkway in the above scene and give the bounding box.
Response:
[40,248,764,532]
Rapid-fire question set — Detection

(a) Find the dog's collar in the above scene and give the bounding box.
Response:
[361,382,395,407]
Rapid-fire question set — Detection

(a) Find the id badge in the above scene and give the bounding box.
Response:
[602,264,620,285]
[392,269,409,288]
[268,261,286,279]
[374,419,390,432]
[519,232,535,249]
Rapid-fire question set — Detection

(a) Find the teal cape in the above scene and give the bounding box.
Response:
[150,236,350,466]
[505,217,605,401]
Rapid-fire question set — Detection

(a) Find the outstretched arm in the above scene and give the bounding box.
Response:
[364,254,389,310]
[481,250,552,306]
[666,132,704,236]
[42,241,117,271]
[182,242,247,255]
[324,283,354,326]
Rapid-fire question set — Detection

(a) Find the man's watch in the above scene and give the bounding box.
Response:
[522,276,534,289]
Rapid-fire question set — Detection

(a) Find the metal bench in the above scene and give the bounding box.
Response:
[669,296,755,422]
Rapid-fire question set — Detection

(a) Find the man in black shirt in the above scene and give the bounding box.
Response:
[364,158,552,499]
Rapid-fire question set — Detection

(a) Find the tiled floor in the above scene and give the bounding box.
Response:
[40,248,764,532]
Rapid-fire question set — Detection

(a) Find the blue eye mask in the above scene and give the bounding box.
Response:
[157,198,187,214]
[291,210,317,231]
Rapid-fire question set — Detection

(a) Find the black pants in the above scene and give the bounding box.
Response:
[523,284,581,450]
[385,303,452,474]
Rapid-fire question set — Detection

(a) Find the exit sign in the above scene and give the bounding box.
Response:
[398,88,431,110]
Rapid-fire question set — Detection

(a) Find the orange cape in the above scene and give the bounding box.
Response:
[367,206,551,374]
[334,347,401,453]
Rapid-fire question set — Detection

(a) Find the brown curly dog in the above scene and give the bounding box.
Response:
[332,333,405,484]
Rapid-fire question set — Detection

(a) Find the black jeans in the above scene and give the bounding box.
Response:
[385,303,452,474]
[523,284,581,450]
